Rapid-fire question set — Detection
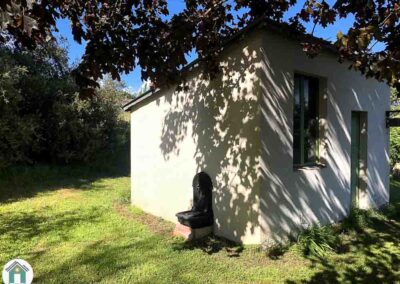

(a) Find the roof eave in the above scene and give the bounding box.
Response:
[123,19,338,112]
[123,89,154,112]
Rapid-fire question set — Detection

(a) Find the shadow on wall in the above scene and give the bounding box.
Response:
[258,63,350,243]
[159,38,261,243]
[157,31,389,244]
[257,37,389,245]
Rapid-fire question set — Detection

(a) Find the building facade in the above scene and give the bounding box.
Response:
[125,26,390,244]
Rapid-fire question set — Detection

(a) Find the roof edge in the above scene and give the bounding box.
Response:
[123,89,154,111]
[123,19,337,112]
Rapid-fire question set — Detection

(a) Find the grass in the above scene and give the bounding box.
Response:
[298,225,339,258]
[0,153,399,283]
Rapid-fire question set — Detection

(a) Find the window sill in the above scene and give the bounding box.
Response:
[293,162,326,171]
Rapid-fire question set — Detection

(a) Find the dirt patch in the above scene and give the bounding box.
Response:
[113,202,175,236]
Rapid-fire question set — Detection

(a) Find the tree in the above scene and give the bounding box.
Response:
[1,0,399,94]
[0,41,130,168]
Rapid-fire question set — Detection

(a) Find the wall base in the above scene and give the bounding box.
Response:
[173,224,213,240]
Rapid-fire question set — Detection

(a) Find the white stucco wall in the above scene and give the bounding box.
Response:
[258,31,390,244]
[129,28,390,245]
[130,33,263,244]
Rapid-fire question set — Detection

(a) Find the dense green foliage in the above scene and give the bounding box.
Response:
[297,204,400,259]
[390,88,400,167]
[298,225,339,258]
[341,208,372,232]
[390,128,400,167]
[298,207,374,258]
[1,1,399,94]
[0,42,130,168]
[297,206,400,264]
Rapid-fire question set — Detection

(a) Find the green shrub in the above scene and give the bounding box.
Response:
[390,88,400,169]
[0,42,131,168]
[390,127,400,168]
[0,52,40,167]
[47,90,129,163]
[266,243,290,259]
[341,208,371,232]
[381,204,399,219]
[298,225,339,258]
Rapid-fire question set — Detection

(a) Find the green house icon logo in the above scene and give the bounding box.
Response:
[6,261,29,284]
[2,259,33,284]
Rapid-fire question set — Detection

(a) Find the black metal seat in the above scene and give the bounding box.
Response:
[176,172,213,229]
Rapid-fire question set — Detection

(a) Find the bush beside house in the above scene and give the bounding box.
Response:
[390,89,400,178]
[0,41,131,168]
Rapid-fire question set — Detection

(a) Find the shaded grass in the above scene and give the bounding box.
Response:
[290,180,400,283]
[0,146,129,203]
[0,156,399,283]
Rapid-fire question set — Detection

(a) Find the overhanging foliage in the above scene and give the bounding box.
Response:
[1,0,399,95]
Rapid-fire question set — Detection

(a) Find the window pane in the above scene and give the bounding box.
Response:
[293,76,301,164]
[304,77,319,163]
[293,74,320,166]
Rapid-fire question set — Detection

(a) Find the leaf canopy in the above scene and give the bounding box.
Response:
[1,0,399,94]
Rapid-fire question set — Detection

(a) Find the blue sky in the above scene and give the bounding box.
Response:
[55,0,358,93]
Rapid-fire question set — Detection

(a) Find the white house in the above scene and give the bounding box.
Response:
[124,21,390,245]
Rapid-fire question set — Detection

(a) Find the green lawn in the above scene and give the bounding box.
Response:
[0,156,399,283]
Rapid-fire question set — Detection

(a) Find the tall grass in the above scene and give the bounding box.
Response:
[298,225,339,258]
